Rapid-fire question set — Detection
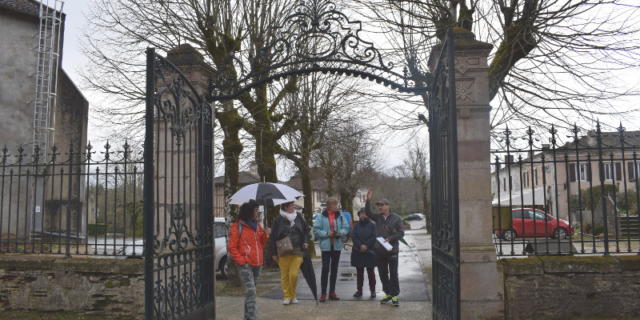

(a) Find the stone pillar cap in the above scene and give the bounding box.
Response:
[167,44,206,66]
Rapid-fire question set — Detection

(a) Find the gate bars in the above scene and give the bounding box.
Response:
[144,48,215,320]
[492,123,640,257]
[428,29,461,320]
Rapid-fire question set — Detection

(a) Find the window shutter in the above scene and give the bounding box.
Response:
[616,162,622,180]
[587,164,592,181]
[628,162,635,181]
[569,163,576,182]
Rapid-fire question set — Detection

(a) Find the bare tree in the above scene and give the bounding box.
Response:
[314,120,379,214]
[277,73,359,219]
[83,0,302,222]
[396,140,432,233]
[352,0,640,129]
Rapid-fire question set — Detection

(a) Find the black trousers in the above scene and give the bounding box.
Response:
[356,266,376,292]
[321,250,341,294]
[377,253,400,296]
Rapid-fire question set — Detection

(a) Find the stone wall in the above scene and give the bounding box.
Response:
[500,255,640,320]
[0,255,144,319]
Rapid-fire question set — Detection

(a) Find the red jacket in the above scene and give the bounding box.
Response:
[228,221,269,266]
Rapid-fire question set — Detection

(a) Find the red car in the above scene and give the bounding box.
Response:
[496,208,573,241]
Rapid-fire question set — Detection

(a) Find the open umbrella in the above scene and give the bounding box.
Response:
[300,255,318,303]
[229,182,303,206]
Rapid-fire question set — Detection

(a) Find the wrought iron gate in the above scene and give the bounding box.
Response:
[428,30,461,320]
[144,48,215,320]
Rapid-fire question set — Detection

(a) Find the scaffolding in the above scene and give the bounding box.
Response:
[33,0,64,157]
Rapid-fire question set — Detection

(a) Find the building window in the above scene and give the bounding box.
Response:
[628,161,640,181]
[533,168,539,186]
[604,162,622,181]
[569,163,590,182]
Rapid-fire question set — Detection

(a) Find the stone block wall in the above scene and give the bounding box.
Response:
[0,255,144,319]
[500,255,640,320]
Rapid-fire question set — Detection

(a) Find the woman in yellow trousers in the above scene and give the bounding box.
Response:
[268,202,309,305]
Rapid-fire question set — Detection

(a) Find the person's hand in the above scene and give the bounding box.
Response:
[265,227,271,235]
[366,189,373,201]
[303,243,309,249]
[360,245,368,252]
[328,231,335,238]
[384,238,389,242]
[272,256,278,263]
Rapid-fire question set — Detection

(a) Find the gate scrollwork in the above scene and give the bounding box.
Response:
[210,0,427,101]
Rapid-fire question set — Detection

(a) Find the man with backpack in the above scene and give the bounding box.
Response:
[364,189,404,307]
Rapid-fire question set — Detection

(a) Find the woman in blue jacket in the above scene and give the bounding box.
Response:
[351,208,377,299]
[313,197,350,302]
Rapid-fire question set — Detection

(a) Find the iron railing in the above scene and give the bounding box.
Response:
[0,142,144,257]
[492,123,640,257]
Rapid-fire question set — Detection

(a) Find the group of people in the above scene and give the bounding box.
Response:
[227,190,405,320]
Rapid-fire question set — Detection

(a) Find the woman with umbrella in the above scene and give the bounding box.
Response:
[268,201,309,305]
[228,200,269,320]
[351,208,378,299]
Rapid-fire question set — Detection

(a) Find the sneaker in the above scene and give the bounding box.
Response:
[353,291,363,298]
[391,296,399,307]
[282,298,291,305]
[329,293,340,301]
[291,298,299,304]
[319,294,327,303]
[380,294,393,304]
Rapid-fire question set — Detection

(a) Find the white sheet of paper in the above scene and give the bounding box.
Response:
[377,237,393,251]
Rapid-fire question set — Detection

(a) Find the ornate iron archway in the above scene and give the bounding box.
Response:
[143,0,460,319]
[208,0,428,102]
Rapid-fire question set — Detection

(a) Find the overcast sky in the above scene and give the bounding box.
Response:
[59,1,422,179]
[58,1,639,180]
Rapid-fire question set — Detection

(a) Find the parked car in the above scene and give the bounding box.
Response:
[405,213,425,221]
[214,217,229,278]
[495,208,573,241]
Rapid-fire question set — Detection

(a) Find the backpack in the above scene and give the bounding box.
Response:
[340,211,353,236]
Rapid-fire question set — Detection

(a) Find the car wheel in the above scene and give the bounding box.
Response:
[554,228,568,240]
[503,229,516,241]
[219,256,229,279]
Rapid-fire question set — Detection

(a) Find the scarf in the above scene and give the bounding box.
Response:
[243,219,258,230]
[280,210,297,227]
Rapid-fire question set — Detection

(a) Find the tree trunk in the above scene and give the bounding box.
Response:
[217,108,243,221]
[339,188,354,216]
[300,164,317,257]
[216,107,244,286]
[254,127,279,225]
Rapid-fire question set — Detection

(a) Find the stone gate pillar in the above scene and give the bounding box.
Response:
[431,29,504,319]
[154,44,213,244]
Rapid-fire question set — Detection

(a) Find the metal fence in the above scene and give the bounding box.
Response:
[0,142,144,257]
[491,123,640,257]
